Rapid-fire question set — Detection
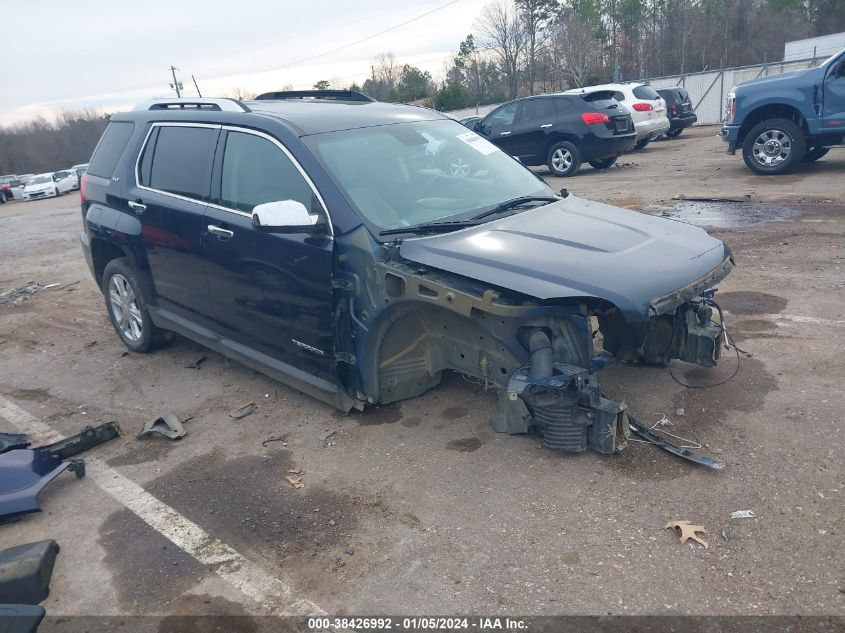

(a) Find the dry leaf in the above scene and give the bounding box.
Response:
[665,520,709,548]
[285,475,304,489]
[286,468,304,475]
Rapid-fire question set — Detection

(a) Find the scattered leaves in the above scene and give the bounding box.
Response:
[665,520,709,548]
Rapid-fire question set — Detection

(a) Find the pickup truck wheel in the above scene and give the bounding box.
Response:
[742,118,806,175]
[588,156,617,170]
[547,141,580,177]
[802,146,829,163]
[103,258,169,353]
[633,138,650,150]
[665,128,683,138]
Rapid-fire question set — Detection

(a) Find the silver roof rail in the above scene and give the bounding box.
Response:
[133,98,250,112]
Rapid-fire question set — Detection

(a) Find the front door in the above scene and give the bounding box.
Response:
[129,123,220,323]
[822,55,845,132]
[478,102,520,155]
[203,128,335,381]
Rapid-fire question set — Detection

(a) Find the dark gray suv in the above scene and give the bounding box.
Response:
[80,90,733,457]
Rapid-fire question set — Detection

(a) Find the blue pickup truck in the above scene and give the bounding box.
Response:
[722,47,845,175]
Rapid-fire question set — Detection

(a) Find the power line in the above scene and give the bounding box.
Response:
[259,0,462,73]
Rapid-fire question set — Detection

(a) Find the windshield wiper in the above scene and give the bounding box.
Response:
[379,220,480,237]
[470,195,559,221]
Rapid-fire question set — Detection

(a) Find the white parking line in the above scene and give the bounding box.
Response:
[776,314,845,328]
[0,394,324,617]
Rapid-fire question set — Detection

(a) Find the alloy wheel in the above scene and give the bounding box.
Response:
[109,274,143,342]
[752,129,791,167]
[552,148,572,172]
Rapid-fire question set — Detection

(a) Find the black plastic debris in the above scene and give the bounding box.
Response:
[185,355,207,369]
[229,403,257,420]
[36,422,119,460]
[0,541,59,604]
[0,433,30,455]
[0,451,79,519]
[136,412,187,440]
[0,604,45,633]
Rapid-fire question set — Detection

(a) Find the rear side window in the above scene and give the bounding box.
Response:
[677,87,689,101]
[144,125,217,201]
[612,91,625,102]
[87,121,135,178]
[554,97,574,113]
[518,98,555,123]
[219,131,317,214]
[632,85,660,100]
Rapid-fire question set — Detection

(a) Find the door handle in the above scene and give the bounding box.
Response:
[540,123,553,129]
[127,200,146,214]
[207,225,234,239]
[500,131,511,136]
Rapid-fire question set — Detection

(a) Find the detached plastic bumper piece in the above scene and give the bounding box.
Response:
[0,540,60,604]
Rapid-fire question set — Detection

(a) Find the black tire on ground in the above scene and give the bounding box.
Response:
[102,258,170,353]
[665,128,683,138]
[588,156,618,170]
[547,141,581,177]
[802,146,830,163]
[634,138,651,150]
[741,117,807,175]
[53,187,59,197]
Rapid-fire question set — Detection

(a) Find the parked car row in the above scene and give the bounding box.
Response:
[0,164,88,202]
[461,82,696,177]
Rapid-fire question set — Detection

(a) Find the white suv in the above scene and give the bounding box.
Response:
[566,82,670,150]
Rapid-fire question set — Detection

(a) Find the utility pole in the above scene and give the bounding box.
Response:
[192,74,202,97]
[169,66,182,98]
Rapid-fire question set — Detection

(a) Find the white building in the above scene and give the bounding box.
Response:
[784,32,845,61]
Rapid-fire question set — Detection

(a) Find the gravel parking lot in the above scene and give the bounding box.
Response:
[0,127,842,622]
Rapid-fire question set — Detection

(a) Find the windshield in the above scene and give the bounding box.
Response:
[29,175,51,185]
[303,119,552,234]
[0,176,15,184]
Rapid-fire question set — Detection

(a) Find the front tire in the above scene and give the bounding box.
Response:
[588,156,617,170]
[742,118,806,175]
[102,258,169,353]
[547,141,580,177]
[802,146,829,163]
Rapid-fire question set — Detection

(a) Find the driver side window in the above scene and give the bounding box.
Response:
[219,131,322,216]
[487,102,518,127]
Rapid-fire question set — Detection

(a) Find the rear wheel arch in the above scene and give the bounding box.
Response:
[91,238,128,288]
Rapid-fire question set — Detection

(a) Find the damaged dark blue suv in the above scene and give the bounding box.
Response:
[80,90,733,456]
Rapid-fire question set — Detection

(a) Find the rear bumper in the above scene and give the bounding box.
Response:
[580,133,637,161]
[80,230,95,281]
[669,114,697,131]
[634,117,671,140]
[721,124,741,154]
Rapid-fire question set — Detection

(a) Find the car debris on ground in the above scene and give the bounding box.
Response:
[136,412,187,440]
[228,402,257,420]
[184,355,207,369]
[0,540,59,604]
[730,510,756,519]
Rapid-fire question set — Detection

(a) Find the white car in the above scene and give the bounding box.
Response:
[54,169,79,190]
[566,82,670,149]
[22,172,74,200]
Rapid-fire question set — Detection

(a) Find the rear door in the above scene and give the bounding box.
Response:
[203,127,336,381]
[510,98,557,162]
[822,55,845,132]
[128,122,219,323]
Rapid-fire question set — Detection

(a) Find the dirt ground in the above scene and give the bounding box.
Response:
[0,127,842,622]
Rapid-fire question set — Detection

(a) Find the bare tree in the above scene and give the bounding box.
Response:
[514,0,557,94]
[229,87,255,100]
[373,51,401,93]
[552,8,602,88]
[476,0,527,100]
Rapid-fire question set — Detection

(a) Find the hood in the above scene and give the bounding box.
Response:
[735,68,813,92]
[399,195,731,322]
[25,182,52,192]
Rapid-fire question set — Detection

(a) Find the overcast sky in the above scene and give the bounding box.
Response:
[0,0,490,126]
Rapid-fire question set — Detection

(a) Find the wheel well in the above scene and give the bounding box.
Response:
[738,104,807,144]
[545,135,578,160]
[91,239,126,288]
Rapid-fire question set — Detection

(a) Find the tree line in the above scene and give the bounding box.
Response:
[0,111,108,175]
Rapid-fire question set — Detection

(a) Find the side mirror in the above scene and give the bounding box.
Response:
[252,200,320,233]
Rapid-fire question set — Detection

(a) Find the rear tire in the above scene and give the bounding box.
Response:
[102,258,170,353]
[802,146,829,163]
[633,138,651,150]
[588,156,618,170]
[742,118,806,175]
[665,128,683,138]
[547,141,580,177]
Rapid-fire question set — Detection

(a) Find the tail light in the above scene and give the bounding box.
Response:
[671,105,677,116]
[581,112,610,125]
[80,174,89,202]
[632,103,653,112]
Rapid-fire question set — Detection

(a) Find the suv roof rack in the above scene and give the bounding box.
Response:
[134,98,250,112]
[253,90,374,102]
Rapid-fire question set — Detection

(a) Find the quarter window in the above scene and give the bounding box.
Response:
[219,131,318,215]
[144,126,217,201]
[88,121,135,178]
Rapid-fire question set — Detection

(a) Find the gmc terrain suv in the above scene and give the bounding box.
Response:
[81,91,733,456]
[470,92,636,177]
